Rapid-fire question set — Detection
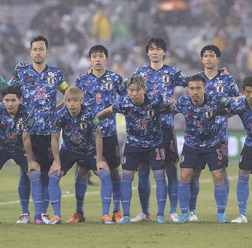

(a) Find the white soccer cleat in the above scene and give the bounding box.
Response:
[131,213,151,222]
[231,214,248,223]
[41,213,51,224]
[16,214,31,224]
[169,213,179,222]
[189,211,198,222]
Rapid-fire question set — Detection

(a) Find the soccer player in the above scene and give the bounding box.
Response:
[173,75,230,223]
[230,77,252,223]
[11,36,68,224]
[96,75,174,224]
[188,45,241,222]
[0,85,44,224]
[48,87,113,224]
[130,38,188,223]
[67,45,126,223]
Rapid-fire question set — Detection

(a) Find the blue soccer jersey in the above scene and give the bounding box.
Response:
[76,70,126,137]
[11,65,68,135]
[112,93,170,148]
[0,103,34,152]
[198,71,241,141]
[174,94,230,149]
[52,105,101,155]
[133,65,188,128]
[230,97,252,147]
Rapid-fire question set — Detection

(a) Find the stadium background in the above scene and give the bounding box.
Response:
[0,0,251,159]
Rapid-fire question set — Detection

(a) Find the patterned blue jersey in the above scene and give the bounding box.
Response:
[133,65,188,128]
[52,105,101,155]
[76,71,126,137]
[230,97,252,146]
[0,103,34,152]
[174,94,230,149]
[11,65,68,135]
[198,71,241,141]
[112,93,170,148]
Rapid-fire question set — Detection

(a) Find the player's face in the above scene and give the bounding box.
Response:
[65,95,82,116]
[30,41,49,64]
[3,94,21,116]
[147,43,165,63]
[244,86,252,109]
[128,84,146,106]
[89,52,108,72]
[201,50,219,70]
[187,80,206,107]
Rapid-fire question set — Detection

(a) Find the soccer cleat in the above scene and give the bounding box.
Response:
[157,215,167,223]
[16,214,31,224]
[131,213,151,222]
[34,215,45,225]
[67,212,86,223]
[169,213,179,222]
[189,211,198,222]
[231,214,248,223]
[49,215,62,225]
[176,213,190,223]
[41,213,51,224]
[118,216,131,224]
[112,210,123,222]
[217,213,229,223]
[102,215,114,224]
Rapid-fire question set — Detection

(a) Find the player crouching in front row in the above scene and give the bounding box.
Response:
[47,87,113,224]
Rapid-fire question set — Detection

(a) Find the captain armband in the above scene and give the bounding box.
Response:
[92,116,100,125]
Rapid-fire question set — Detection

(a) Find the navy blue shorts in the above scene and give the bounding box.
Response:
[220,139,228,166]
[162,127,179,164]
[60,148,97,175]
[239,144,252,170]
[180,143,225,171]
[31,135,53,175]
[121,143,165,171]
[0,150,28,172]
[102,135,120,169]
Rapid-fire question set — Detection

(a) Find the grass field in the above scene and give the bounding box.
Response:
[1,161,252,248]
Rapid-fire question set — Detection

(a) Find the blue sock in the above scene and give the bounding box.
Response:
[75,176,88,213]
[41,173,49,213]
[48,172,63,217]
[178,181,190,214]
[138,165,151,215]
[237,174,250,216]
[189,178,199,212]
[121,172,134,216]
[224,177,229,206]
[111,175,121,212]
[166,166,178,214]
[98,169,112,216]
[18,170,30,215]
[214,182,227,214]
[29,171,43,216]
[154,170,167,216]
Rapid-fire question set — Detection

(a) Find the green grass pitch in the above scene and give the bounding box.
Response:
[0,161,252,248]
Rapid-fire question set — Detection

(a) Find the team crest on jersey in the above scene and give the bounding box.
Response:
[205,110,213,119]
[80,122,87,130]
[47,77,55,85]
[162,71,169,83]
[216,84,224,93]
[105,78,113,90]
[146,109,154,117]
[17,118,24,131]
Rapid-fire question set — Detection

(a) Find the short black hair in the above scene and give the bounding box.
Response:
[30,35,49,49]
[188,74,206,86]
[200,45,221,58]
[146,38,167,53]
[242,77,252,90]
[89,45,108,58]
[2,85,22,99]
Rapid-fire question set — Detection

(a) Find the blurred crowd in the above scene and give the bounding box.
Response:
[0,0,252,89]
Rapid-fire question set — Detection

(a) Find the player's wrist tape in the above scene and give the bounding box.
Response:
[93,116,100,125]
